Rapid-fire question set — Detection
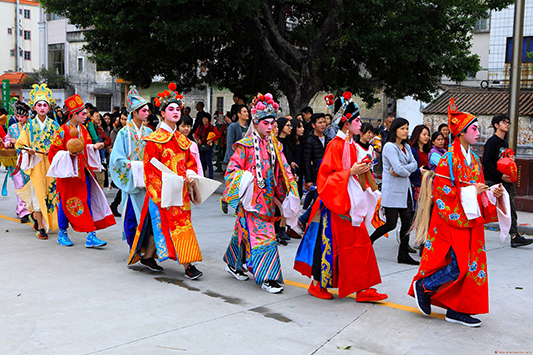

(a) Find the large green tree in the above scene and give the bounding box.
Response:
[41,0,512,114]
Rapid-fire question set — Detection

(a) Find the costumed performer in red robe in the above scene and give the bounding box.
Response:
[48,94,116,247]
[409,98,507,327]
[127,83,205,280]
[294,93,386,301]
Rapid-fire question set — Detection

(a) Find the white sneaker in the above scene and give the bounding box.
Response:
[261,280,283,293]
[225,264,249,281]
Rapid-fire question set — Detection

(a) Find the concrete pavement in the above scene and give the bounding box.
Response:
[0,169,532,355]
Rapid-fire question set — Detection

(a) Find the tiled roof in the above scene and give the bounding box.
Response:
[0,72,28,85]
[422,89,533,116]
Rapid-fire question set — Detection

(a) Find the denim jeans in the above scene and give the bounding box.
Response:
[421,248,459,291]
[200,148,214,179]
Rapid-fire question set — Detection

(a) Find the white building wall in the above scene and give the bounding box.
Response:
[0,0,40,73]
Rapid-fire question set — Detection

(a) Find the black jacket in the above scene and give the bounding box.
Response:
[482,134,507,183]
[303,131,331,184]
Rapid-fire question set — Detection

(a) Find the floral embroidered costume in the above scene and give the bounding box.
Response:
[110,87,153,246]
[3,101,31,221]
[294,94,384,300]
[128,84,207,278]
[223,93,299,293]
[48,94,115,247]
[409,99,508,325]
[15,84,59,237]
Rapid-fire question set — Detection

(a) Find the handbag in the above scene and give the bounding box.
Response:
[199,143,211,152]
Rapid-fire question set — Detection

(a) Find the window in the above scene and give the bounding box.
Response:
[24,9,31,19]
[19,49,23,57]
[77,57,84,72]
[48,43,65,75]
[19,29,23,36]
[7,28,12,35]
[46,12,64,21]
[474,18,490,32]
[24,30,31,40]
[506,36,533,63]
[216,97,224,113]
[24,51,31,60]
[10,49,15,56]
[19,9,22,15]
[95,96,112,112]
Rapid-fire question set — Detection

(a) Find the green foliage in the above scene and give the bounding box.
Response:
[23,67,70,89]
[40,0,513,113]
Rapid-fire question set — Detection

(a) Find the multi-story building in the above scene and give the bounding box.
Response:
[1,0,40,73]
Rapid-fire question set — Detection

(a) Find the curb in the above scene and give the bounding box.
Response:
[485,223,533,236]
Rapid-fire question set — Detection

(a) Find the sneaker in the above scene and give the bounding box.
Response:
[511,234,533,248]
[36,228,48,240]
[140,257,164,272]
[261,280,283,293]
[225,264,249,281]
[20,215,30,224]
[29,212,39,232]
[85,232,107,248]
[356,288,388,302]
[57,229,73,246]
[413,280,431,316]
[276,236,288,246]
[445,309,482,327]
[286,227,302,239]
[220,198,228,214]
[184,264,203,280]
[308,282,333,300]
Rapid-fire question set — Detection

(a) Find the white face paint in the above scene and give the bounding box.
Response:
[464,122,479,145]
[163,103,181,123]
[255,118,274,138]
[347,116,362,135]
[35,101,50,117]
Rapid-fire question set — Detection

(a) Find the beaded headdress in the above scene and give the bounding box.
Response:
[14,100,31,116]
[250,93,279,124]
[28,84,56,107]
[154,82,183,109]
[327,92,360,125]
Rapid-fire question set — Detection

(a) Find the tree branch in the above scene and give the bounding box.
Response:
[259,2,303,63]
[309,0,342,59]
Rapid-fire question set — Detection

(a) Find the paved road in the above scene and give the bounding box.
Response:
[0,170,532,354]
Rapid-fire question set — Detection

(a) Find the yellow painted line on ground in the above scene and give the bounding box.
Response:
[0,213,25,224]
[284,279,445,320]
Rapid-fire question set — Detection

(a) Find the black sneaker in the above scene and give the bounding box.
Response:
[276,236,288,246]
[20,215,30,224]
[445,309,481,327]
[413,280,432,316]
[220,198,228,214]
[225,264,249,281]
[261,280,283,293]
[185,264,203,280]
[511,234,533,248]
[140,257,164,272]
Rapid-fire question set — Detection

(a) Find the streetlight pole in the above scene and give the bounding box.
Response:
[508,0,525,153]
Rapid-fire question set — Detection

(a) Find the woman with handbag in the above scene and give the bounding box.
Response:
[195,115,221,179]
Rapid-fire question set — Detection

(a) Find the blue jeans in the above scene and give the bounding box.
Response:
[421,248,460,291]
[200,149,214,179]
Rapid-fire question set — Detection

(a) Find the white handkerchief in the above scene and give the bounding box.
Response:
[86,144,102,172]
[130,161,145,188]
[186,169,221,205]
[47,150,78,178]
[20,150,42,171]
[486,186,511,243]
[461,185,481,220]
[239,171,256,213]
[282,192,300,229]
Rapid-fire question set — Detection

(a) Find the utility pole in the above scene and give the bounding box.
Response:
[16,0,20,71]
[508,0,525,153]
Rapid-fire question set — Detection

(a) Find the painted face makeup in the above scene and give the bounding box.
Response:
[164,103,181,123]
[464,122,479,145]
[73,110,88,126]
[16,114,28,124]
[35,101,50,117]
[256,118,275,137]
[136,105,149,121]
[348,116,362,135]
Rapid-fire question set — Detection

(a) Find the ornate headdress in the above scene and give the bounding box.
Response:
[127,86,148,113]
[154,82,183,109]
[14,100,31,116]
[250,93,279,124]
[64,94,85,116]
[327,92,360,125]
[447,98,477,137]
[28,84,56,107]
